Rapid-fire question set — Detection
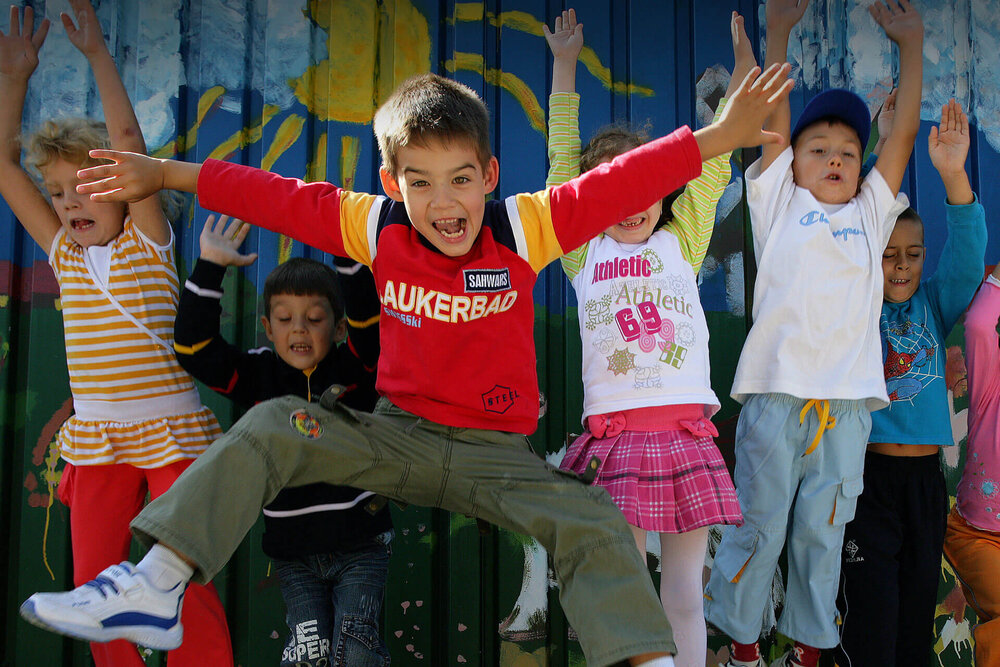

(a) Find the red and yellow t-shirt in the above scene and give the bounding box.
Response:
[198,127,701,434]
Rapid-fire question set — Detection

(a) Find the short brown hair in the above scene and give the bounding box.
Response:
[373,73,491,176]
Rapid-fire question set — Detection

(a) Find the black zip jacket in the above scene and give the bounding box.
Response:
[174,257,392,559]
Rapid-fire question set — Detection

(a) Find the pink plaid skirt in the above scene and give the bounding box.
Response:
[561,426,742,533]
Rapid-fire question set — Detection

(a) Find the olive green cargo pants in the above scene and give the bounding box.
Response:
[131,395,674,666]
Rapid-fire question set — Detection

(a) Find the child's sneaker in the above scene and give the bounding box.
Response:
[19,562,184,650]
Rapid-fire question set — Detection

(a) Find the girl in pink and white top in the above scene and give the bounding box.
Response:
[0,4,231,665]
[944,261,1000,667]
[544,10,752,667]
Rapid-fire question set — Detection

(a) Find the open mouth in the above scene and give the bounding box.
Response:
[432,217,467,240]
[825,173,842,182]
[618,216,644,229]
[71,218,95,231]
[889,279,909,286]
[290,343,312,353]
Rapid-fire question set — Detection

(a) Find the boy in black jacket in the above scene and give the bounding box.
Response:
[174,214,392,667]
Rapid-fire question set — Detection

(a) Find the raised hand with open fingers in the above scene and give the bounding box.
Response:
[543,8,583,62]
[199,214,257,268]
[869,0,923,45]
[61,0,107,58]
[0,5,50,81]
[726,62,795,147]
[928,99,970,177]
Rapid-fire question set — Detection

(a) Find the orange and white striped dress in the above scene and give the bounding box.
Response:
[48,218,221,468]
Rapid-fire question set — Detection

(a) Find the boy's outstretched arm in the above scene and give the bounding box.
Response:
[760,0,809,171]
[692,62,793,161]
[0,6,59,251]
[63,0,169,244]
[871,0,923,196]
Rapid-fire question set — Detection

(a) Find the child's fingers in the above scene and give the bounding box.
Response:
[232,221,251,245]
[31,16,49,48]
[76,163,116,183]
[766,77,796,104]
[89,187,125,203]
[202,214,218,236]
[224,216,245,238]
[758,128,787,146]
[60,12,77,34]
[76,174,120,195]
[9,5,19,37]
[928,125,938,149]
[756,62,791,94]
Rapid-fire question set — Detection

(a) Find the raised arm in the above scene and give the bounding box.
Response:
[174,214,260,408]
[870,0,923,196]
[63,0,169,244]
[0,6,59,251]
[925,99,985,329]
[543,9,587,279]
[760,0,809,171]
[928,99,974,206]
[669,12,752,273]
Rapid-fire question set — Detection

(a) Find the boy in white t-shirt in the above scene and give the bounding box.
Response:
[704,1,923,666]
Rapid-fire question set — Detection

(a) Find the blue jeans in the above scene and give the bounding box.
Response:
[275,530,393,667]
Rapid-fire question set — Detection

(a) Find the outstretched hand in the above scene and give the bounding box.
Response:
[61,0,108,58]
[869,0,923,45]
[722,62,795,147]
[199,214,257,267]
[76,149,165,203]
[928,98,970,176]
[543,8,583,62]
[0,5,50,81]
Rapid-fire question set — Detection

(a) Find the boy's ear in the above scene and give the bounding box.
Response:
[334,317,348,344]
[379,167,404,202]
[261,315,275,342]
[484,156,500,194]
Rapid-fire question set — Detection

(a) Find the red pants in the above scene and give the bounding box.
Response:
[943,507,1000,667]
[60,461,233,666]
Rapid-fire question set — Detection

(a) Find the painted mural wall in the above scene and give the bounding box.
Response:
[1,1,997,665]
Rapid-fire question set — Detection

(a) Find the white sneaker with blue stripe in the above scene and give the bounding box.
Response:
[19,562,184,650]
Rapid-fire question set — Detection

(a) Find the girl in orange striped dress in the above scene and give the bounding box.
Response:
[0,3,232,665]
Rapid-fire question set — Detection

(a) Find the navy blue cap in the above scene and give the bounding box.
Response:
[791,88,871,150]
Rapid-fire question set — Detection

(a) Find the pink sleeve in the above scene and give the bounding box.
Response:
[197,159,348,256]
[965,279,1000,416]
[547,126,702,253]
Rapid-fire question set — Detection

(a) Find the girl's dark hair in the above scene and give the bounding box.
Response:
[580,123,682,226]
[263,258,344,321]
